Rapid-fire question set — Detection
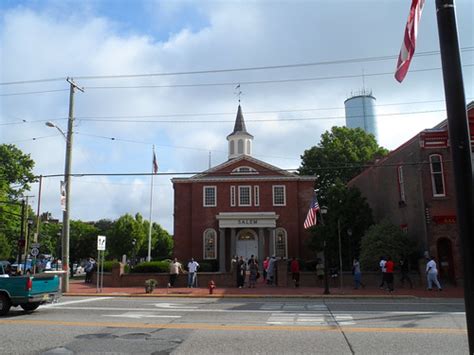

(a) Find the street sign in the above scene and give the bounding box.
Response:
[31,243,40,248]
[97,235,106,251]
[30,247,39,257]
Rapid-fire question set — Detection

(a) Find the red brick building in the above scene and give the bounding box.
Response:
[348,102,474,284]
[172,105,316,271]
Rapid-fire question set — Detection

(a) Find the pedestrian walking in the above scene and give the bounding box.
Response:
[399,257,413,288]
[426,256,442,291]
[266,256,277,286]
[290,257,300,288]
[187,258,199,288]
[84,257,95,283]
[248,259,258,288]
[352,258,365,289]
[237,256,246,288]
[168,257,185,287]
[263,256,270,283]
[379,256,387,289]
[385,256,394,292]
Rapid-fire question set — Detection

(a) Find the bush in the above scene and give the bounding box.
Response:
[131,260,170,273]
[300,259,318,272]
[359,220,418,271]
[145,279,158,293]
[197,260,219,272]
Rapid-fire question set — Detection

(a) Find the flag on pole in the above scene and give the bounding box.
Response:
[395,0,425,83]
[152,151,158,174]
[60,181,66,211]
[304,192,320,229]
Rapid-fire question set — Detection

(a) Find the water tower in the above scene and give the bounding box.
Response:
[344,90,378,140]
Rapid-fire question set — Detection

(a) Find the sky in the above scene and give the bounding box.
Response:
[1,0,473,235]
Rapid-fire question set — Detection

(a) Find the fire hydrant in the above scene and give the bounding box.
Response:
[208,280,216,294]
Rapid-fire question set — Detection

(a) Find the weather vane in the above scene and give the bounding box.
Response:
[234,84,243,103]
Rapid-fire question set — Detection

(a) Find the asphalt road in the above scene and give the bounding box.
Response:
[0,296,468,354]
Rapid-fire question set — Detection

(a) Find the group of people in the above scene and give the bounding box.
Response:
[232,255,261,288]
[375,255,442,292]
[167,257,200,288]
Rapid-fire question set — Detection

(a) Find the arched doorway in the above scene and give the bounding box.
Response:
[437,238,455,284]
[236,229,258,261]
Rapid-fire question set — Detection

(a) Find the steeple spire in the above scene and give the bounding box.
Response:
[227,104,253,160]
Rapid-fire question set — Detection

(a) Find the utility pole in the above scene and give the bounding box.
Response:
[435,0,474,352]
[61,77,84,293]
[35,175,43,243]
[17,200,25,265]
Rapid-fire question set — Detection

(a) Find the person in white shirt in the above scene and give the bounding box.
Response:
[379,256,387,289]
[187,258,200,288]
[426,257,442,291]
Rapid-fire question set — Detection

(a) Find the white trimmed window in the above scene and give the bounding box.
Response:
[239,186,251,206]
[397,166,406,203]
[254,186,260,206]
[203,186,217,207]
[430,154,446,197]
[230,186,236,207]
[275,228,288,259]
[203,228,217,259]
[273,185,286,206]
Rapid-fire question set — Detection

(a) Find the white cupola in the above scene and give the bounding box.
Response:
[227,105,253,160]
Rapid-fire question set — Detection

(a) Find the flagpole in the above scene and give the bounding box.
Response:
[147,145,155,262]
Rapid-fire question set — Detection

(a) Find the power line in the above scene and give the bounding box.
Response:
[35,158,455,179]
[2,63,473,97]
[4,134,61,144]
[76,109,446,124]
[1,47,473,86]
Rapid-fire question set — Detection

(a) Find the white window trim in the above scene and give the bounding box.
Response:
[272,185,286,206]
[397,166,406,202]
[230,186,236,207]
[254,186,260,206]
[203,186,217,207]
[274,228,288,259]
[238,185,252,206]
[429,154,446,197]
[203,228,217,260]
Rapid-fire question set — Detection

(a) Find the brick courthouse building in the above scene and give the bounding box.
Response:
[172,105,316,272]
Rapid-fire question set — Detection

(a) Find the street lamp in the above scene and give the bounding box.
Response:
[320,205,330,295]
[45,120,72,292]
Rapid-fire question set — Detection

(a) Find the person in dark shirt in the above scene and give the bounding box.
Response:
[290,257,300,288]
[399,257,413,288]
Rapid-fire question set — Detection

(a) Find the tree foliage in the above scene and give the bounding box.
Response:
[298,126,388,197]
[306,182,374,270]
[0,144,36,198]
[359,220,418,271]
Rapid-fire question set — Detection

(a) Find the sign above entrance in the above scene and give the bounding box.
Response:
[217,212,278,229]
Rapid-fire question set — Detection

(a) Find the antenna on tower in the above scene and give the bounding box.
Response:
[362,67,366,92]
[234,84,243,103]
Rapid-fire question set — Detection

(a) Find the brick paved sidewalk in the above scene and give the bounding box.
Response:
[67,280,464,299]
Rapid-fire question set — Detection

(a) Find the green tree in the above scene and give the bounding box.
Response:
[306,182,374,270]
[38,221,62,257]
[0,144,37,260]
[359,220,417,271]
[0,144,36,198]
[298,126,388,197]
[0,234,12,259]
[70,220,99,263]
[108,214,146,260]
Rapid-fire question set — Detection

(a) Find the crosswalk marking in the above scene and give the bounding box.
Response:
[266,313,355,326]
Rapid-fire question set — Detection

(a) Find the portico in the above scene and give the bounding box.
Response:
[216,212,278,272]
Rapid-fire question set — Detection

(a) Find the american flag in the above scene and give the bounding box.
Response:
[152,151,158,174]
[395,0,425,82]
[304,193,320,229]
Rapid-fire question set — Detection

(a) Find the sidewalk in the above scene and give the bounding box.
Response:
[67,280,464,299]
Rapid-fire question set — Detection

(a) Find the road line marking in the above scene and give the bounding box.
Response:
[43,297,114,308]
[1,319,467,334]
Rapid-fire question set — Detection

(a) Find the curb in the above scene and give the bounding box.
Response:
[64,292,420,299]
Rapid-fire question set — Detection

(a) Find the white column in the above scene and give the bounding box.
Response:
[219,228,226,272]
